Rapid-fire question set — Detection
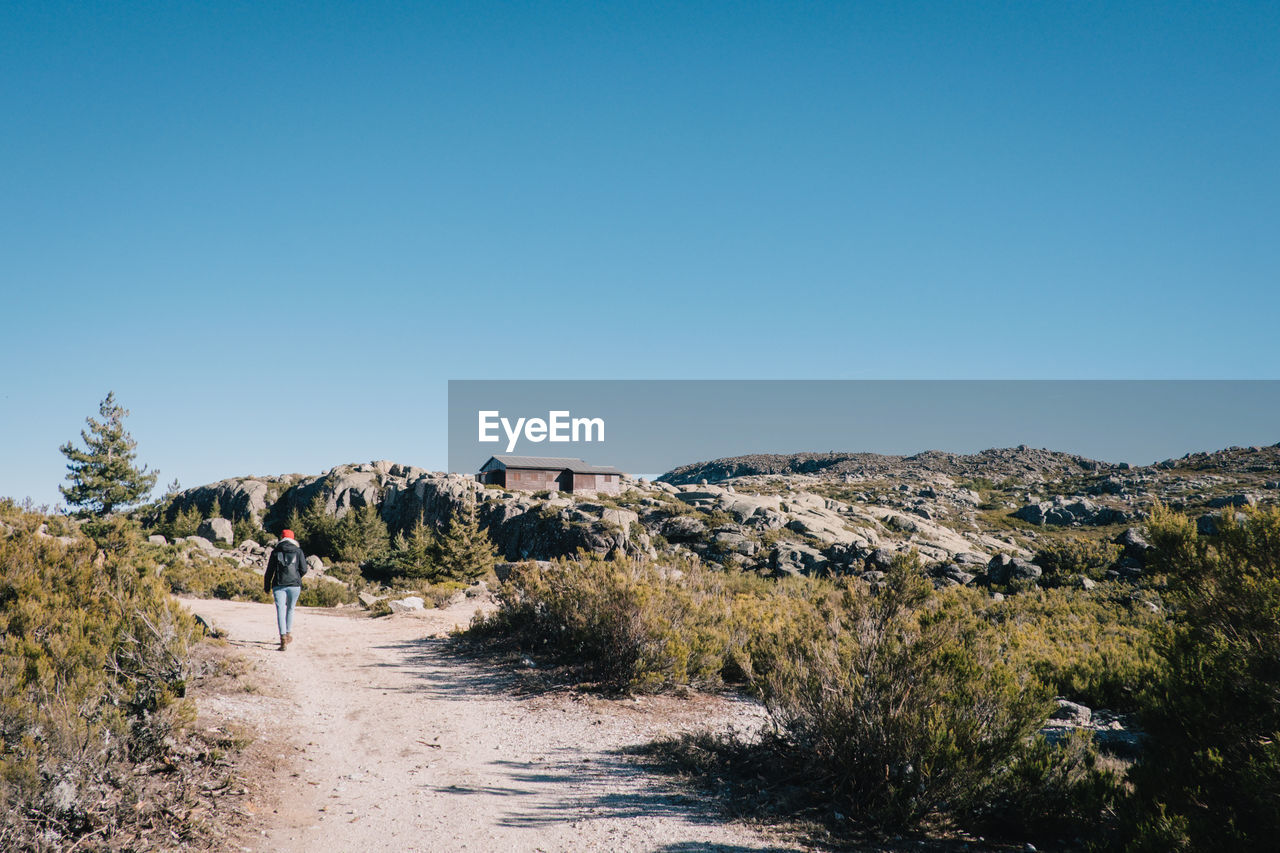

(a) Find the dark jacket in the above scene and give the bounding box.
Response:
[264,538,308,591]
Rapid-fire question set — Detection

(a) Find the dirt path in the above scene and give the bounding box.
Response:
[182,596,805,853]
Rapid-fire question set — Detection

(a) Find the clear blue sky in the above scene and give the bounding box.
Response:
[2,1,1277,506]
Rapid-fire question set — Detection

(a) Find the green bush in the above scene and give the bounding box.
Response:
[160,551,269,603]
[319,560,366,592]
[0,507,199,846]
[1123,503,1280,851]
[978,584,1168,711]
[1034,537,1122,584]
[759,554,1052,829]
[967,730,1122,843]
[298,576,358,607]
[472,555,752,691]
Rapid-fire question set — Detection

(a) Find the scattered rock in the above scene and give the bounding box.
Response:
[1208,492,1259,508]
[986,554,1042,585]
[1050,699,1092,726]
[1013,497,1130,527]
[183,535,219,554]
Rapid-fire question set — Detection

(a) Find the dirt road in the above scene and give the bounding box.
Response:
[182,596,804,853]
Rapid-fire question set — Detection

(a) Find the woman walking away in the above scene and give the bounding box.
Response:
[264,529,308,650]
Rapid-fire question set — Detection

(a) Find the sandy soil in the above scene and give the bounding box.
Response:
[181,596,807,853]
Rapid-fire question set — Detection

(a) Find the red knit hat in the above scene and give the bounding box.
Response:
[281,529,296,540]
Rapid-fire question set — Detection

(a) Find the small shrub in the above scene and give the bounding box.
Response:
[1034,538,1121,584]
[162,554,269,603]
[980,584,1167,711]
[967,730,1122,843]
[470,555,740,691]
[298,577,358,607]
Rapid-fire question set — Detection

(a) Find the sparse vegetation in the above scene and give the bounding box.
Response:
[0,501,201,847]
[465,500,1280,848]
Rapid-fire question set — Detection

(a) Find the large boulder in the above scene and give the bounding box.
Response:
[388,596,425,613]
[600,507,639,529]
[661,515,708,543]
[197,518,234,544]
[785,506,863,545]
[1114,528,1153,563]
[182,535,220,554]
[1208,492,1259,509]
[771,543,829,577]
[987,553,1042,585]
[1050,698,1092,726]
[712,530,758,558]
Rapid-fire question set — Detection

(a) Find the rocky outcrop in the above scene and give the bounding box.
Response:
[1013,497,1131,527]
[174,478,273,522]
[162,436,1277,582]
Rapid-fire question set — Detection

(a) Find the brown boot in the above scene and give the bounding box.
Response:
[279,635,287,651]
[283,633,293,647]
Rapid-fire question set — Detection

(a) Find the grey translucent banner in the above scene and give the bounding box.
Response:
[447,380,1280,478]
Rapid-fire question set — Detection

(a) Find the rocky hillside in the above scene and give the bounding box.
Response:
[158,442,1279,592]
[660,446,1116,484]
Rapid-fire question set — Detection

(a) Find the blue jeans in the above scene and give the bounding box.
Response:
[273,585,301,635]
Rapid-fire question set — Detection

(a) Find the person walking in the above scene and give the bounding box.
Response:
[263,529,308,650]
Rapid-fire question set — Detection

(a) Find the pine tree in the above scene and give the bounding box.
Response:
[437,497,497,582]
[388,514,442,579]
[332,503,390,565]
[59,392,158,517]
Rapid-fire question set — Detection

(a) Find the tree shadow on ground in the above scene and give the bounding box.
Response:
[627,735,1021,853]
[363,634,595,700]
[427,747,803,851]
[354,637,809,850]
